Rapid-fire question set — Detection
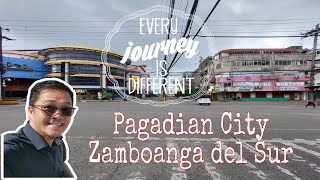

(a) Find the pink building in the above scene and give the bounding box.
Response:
[211,46,312,101]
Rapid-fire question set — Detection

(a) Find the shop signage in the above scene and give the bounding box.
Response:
[279,87,297,91]
[239,86,252,91]
[233,82,253,87]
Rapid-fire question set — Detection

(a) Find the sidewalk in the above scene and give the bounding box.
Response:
[214,100,319,106]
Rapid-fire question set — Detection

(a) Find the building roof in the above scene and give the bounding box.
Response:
[3,50,43,60]
[213,47,309,57]
[38,45,124,59]
[127,65,147,73]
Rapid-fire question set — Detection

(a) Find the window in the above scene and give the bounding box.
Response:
[51,65,61,73]
[224,82,232,87]
[69,77,100,86]
[241,61,247,66]
[265,60,270,65]
[298,60,304,65]
[257,60,262,65]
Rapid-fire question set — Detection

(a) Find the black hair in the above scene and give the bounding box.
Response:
[28,79,74,106]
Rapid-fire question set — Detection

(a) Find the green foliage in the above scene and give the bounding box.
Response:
[174,86,200,97]
[104,92,113,100]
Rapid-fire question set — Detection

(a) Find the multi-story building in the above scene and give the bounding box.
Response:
[38,46,127,93]
[2,50,46,97]
[1,46,153,99]
[201,46,315,101]
[192,56,216,94]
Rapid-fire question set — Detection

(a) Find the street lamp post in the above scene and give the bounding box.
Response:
[2,78,11,99]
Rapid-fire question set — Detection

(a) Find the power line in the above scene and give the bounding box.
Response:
[166,0,222,73]
[195,35,304,38]
[165,0,200,77]
[6,29,309,34]
[1,20,319,28]
[1,17,320,22]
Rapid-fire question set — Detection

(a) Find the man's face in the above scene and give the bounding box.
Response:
[28,88,73,144]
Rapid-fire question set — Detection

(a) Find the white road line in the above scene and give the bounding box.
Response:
[204,162,221,180]
[194,140,222,180]
[294,139,320,150]
[309,163,320,174]
[277,166,302,180]
[219,142,267,179]
[265,142,305,162]
[126,170,146,180]
[274,138,320,158]
[241,139,302,179]
[268,129,320,131]
[166,140,188,180]
[110,136,320,144]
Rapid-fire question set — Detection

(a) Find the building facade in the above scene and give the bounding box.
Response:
[126,65,151,97]
[206,46,314,101]
[2,50,46,97]
[38,46,127,92]
[192,56,216,90]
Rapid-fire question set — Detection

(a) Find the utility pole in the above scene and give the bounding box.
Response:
[302,24,320,101]
[0,26,4,101]
[0,26,14,101]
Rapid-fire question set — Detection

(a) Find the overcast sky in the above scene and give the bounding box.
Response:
[1,0,319,75]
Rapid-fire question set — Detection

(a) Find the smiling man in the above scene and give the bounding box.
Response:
[1,78,78,178]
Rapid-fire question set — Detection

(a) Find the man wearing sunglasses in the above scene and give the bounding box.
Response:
[1,78,78,178]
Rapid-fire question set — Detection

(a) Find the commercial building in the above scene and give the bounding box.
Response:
[196,46,316,101]
[2,50,46,97]
[192,56,215,90]
[38,46,127,93]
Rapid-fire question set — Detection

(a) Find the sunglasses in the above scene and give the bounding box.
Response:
[33,105,75,117]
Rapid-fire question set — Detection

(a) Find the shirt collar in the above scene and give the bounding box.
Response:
[23,122,63,150]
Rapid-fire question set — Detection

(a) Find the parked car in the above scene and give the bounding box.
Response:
[197,95,211,105]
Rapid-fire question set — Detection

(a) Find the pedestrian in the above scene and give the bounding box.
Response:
[98,91,103,102]
[306,100,316,108]
[1,78,78,178]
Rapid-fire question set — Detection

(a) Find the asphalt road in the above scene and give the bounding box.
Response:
[1,101,320,179]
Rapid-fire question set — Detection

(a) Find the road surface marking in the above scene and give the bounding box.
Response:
[194,141,222,180]
[167,140,188,180]
[277,166,302,180]
[274,138,320,158]
[219,141,267,179]
[240,139,302,179]
[126,170,146,180]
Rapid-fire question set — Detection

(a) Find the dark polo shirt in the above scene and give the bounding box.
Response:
[3,122,66,177]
